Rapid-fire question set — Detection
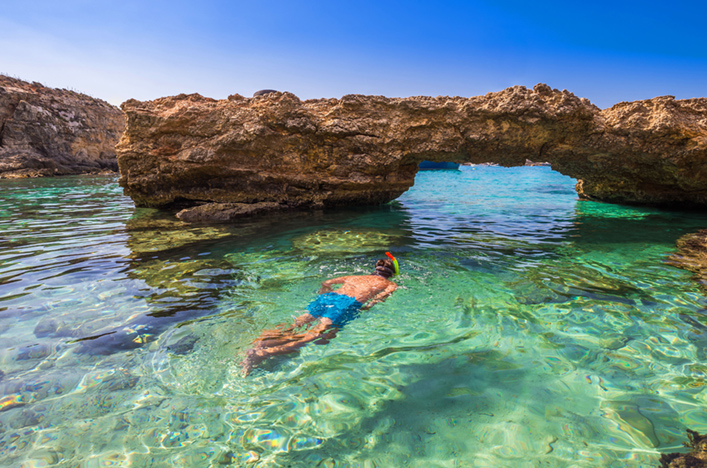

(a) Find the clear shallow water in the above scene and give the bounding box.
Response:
[1,167,707,467]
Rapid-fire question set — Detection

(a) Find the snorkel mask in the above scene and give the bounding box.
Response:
[385,252,399,276]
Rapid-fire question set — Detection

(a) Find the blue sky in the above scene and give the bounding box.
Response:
[1,0,704,108]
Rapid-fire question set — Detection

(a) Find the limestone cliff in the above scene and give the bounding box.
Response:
[116,84,707,219]
[0,75,125,178]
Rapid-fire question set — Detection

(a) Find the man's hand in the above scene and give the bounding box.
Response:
[319,277,345,294]
[361,283,397,310]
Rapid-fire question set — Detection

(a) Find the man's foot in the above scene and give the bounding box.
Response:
[240,348,268,376]
[293,314,316,328]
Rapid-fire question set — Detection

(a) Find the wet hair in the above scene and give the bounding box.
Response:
[373,259,395,279]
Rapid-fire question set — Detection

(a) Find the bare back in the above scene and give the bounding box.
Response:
[320,275,397,305]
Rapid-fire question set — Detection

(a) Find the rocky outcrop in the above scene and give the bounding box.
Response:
[116,84,707,219]
[0,75,125,178]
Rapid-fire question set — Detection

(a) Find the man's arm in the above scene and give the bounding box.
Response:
[361,283,397,310]
[319,276,347,294]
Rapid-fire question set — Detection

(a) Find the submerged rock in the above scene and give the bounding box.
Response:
[125,210,231,255]
[8,408,43,429]
[166,334,198,355]
[667,229,707,291]
[15,343,55,361]
[98,369,140,391]
[176,201,290,223]
[34,317,68,338]
[0,75,125,178]
[292,228,401,253]
[660,429,707,468]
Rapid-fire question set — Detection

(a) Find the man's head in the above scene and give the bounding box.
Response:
[373,259,395,279]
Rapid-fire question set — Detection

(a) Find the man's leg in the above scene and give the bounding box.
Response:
[241,317,334,375]
[250,313,318,349]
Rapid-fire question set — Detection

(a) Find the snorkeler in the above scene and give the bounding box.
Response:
[240,254,399,375]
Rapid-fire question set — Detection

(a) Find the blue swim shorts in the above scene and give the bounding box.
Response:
[307,292,363,327]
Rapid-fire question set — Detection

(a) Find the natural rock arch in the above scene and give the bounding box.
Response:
[116,84,707,221]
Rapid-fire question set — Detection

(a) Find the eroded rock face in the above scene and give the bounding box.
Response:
[0,75,125,178]
[574,96,707,206]
[117,84,707,217]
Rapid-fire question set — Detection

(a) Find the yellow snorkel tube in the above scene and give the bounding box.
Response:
[385,252,399,276]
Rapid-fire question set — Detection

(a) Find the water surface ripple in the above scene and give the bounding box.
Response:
[1,168,707,467]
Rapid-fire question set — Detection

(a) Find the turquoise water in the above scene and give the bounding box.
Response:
[1,167,707,467]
